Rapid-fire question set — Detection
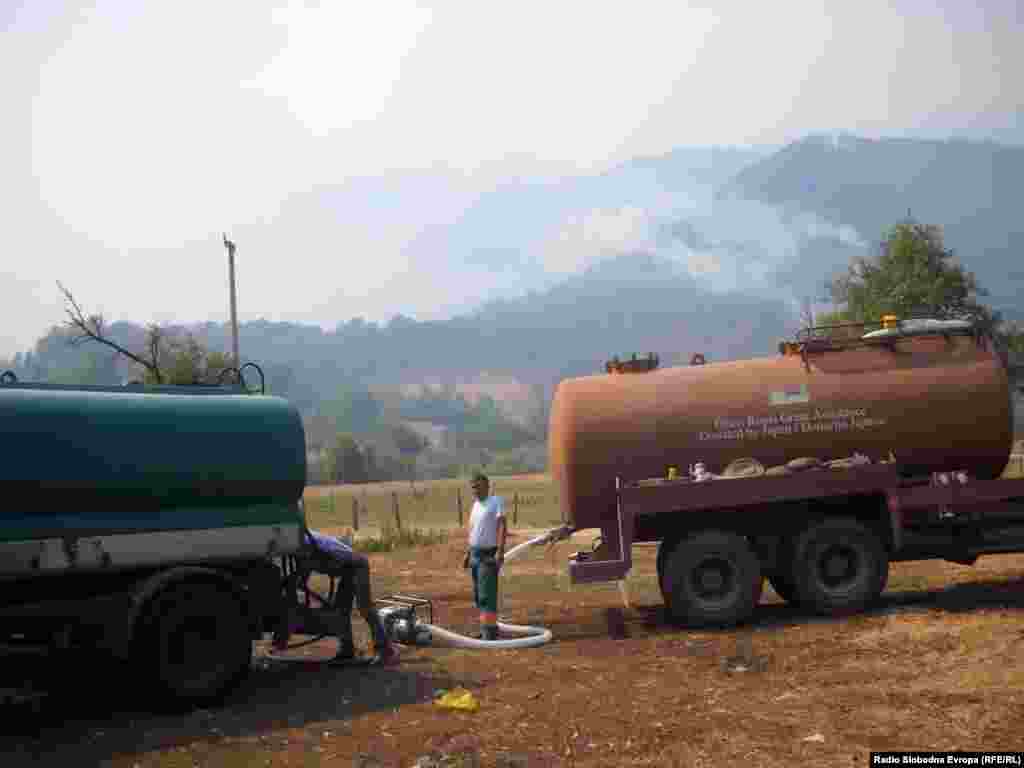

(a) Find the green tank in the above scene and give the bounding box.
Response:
[0,381,307,572]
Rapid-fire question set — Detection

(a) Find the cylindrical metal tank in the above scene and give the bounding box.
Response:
[549,331,1013,529]
[1,385,306,520]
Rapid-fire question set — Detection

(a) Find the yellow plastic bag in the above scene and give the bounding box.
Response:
[433,688,479,712]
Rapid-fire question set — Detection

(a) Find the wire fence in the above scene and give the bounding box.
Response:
[304,484,564,535]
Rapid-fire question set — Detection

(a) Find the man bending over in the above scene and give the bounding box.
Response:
[281,529,400,666]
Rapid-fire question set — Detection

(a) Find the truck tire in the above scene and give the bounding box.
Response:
[662,530,762,628]
[656,539,673,603]
[138,580,253,709]
[790,517,888,616]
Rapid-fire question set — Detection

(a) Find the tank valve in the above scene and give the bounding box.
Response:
[692,462,716,482]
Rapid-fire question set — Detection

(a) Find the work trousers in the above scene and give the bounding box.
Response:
[307,546,389,652]
[469,546,500,638]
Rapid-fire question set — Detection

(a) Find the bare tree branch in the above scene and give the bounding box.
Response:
[146,323,163,379]
[57,281,164,384]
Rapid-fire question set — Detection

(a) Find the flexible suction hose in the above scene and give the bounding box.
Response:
[416,620,552,649]
[503,524,573,563]
[411,525,573,650]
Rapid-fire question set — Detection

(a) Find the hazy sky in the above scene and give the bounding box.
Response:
[2,0,1021,358]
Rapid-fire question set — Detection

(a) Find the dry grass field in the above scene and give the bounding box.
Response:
[304,473,563,542]
[3,463,1024,767]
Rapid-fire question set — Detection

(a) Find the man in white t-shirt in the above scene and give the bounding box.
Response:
[463,472,506,641]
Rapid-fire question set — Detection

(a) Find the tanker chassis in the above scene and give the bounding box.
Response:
[549,316,1024,627]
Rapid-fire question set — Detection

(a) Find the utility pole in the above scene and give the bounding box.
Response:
[222,233,240,367]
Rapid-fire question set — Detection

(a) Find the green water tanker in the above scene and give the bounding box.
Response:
[0,381,307,578]
[0,376,309,708]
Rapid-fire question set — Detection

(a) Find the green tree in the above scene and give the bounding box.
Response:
[316,447,336,485]
[363,443,378,481]
[822,217,1024,354]
[826,218,990,324]
[330,433,368,484]
[319,386,382,434]
[392,423,429,457]
[1003,321,1024,357]
[145,333,232,385]
[40,346,119,385]
[525,382,550,440]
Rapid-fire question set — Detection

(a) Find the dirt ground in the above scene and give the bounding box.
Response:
[3,531,1024,767]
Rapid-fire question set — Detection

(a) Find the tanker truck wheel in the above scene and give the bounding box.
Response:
[790,517,888,617]
[662,530,762,628]
[138,581,253,710]
[656,540,672,603]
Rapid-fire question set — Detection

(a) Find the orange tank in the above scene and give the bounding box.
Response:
[549,330,1014,530]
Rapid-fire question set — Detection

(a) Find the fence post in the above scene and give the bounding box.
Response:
[513,492,519,528]
[457,487,463,526]
[352,497,359,532]
[392,491,402,530]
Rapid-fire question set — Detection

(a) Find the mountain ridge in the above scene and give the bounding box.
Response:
[720,133,1024,317]
[10,131,1024,409]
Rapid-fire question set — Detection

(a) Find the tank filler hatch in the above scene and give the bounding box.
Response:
[779,313,986,367]
[605,352,659,374]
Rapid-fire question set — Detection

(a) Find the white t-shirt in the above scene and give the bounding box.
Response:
[467,495,505,548]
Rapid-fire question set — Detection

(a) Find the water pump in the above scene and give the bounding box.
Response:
[376,595,434,646]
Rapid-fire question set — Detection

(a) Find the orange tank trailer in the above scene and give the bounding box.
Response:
[550,330,1012,532]
[546,319,1024,627]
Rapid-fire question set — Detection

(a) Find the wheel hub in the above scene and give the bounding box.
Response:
[169,617,228,690]
[692,558,734,600]
[819,547,858,587]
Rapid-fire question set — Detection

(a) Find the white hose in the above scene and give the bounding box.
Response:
[407,526,573,650]
[416,620,552,649]
[504,525,572,563]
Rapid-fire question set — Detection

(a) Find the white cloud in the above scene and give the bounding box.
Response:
[786,210,867,248]
[684,251,722,277]
[243,2,433,138]
[542,206,654,274]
